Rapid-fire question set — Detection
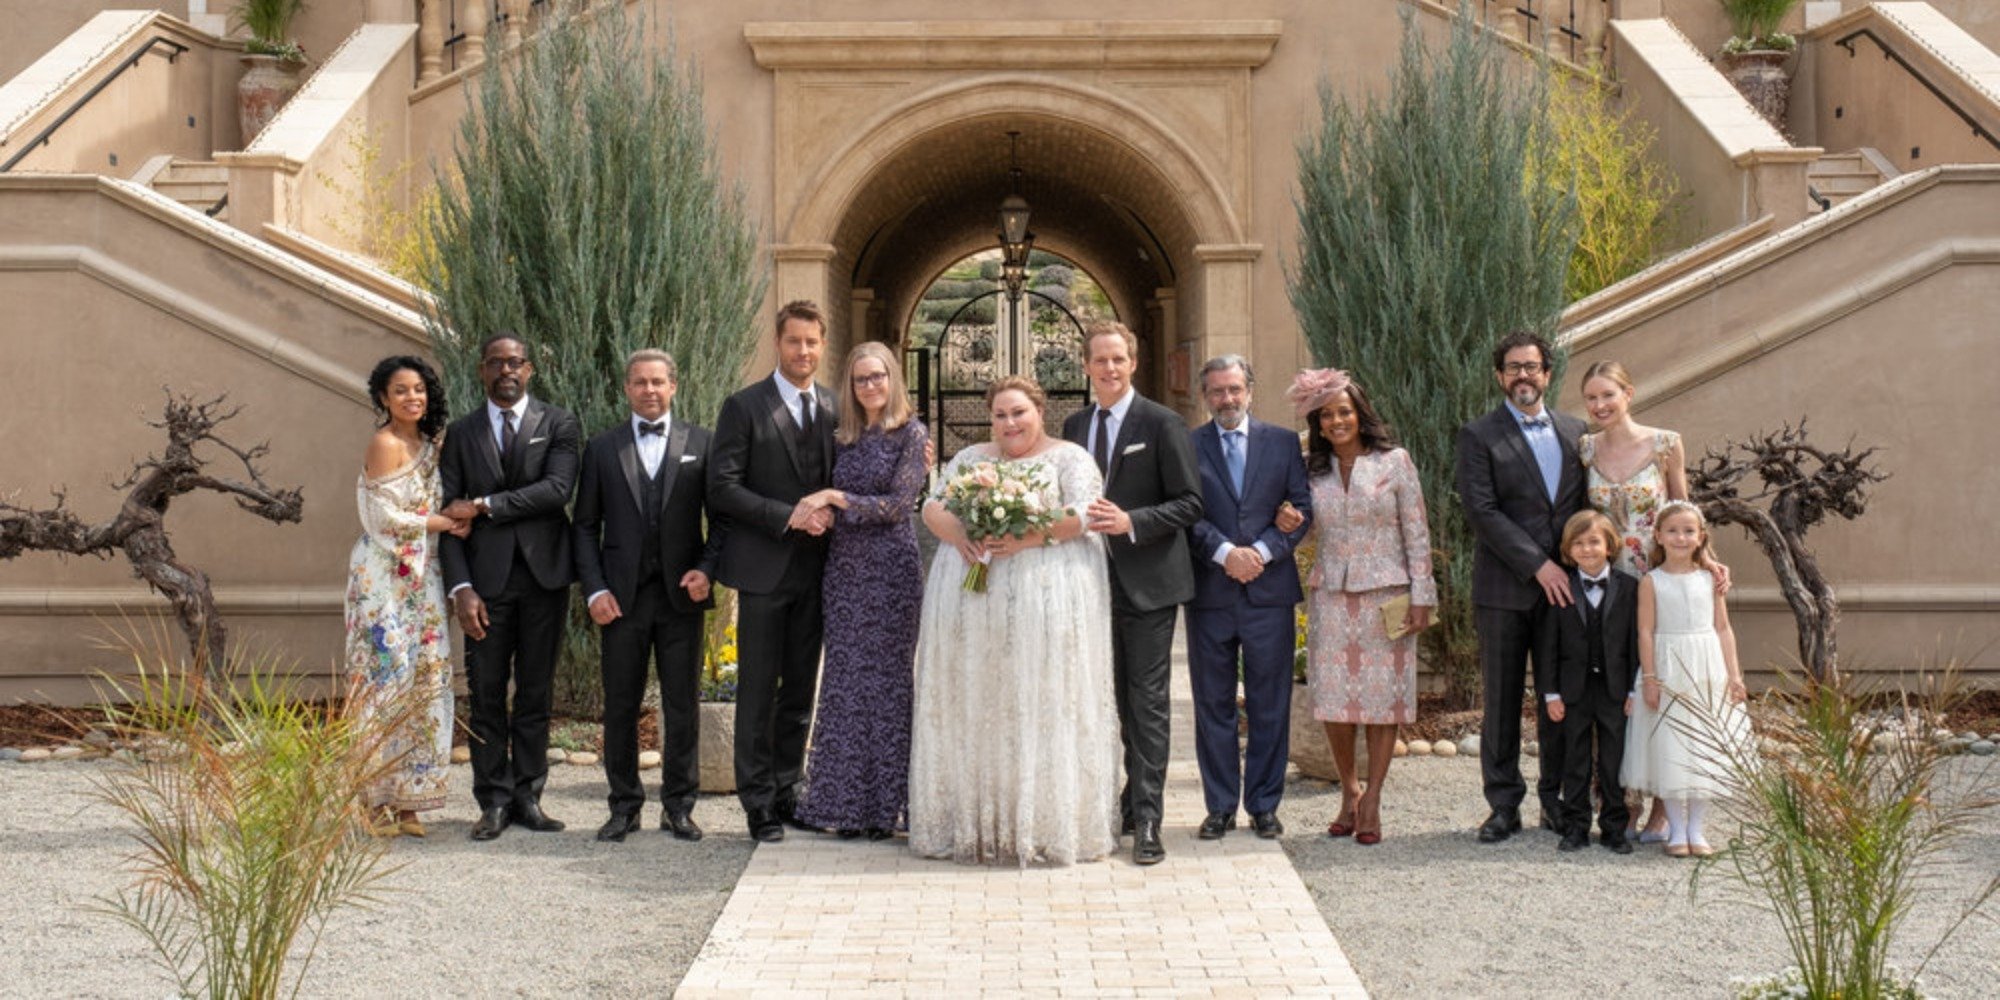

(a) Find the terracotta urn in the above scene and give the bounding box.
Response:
[1717,49,1792,132]
[237,53,307,146]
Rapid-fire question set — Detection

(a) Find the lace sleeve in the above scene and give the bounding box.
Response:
[1053,442,1104,517]
[1655,430,1681,460]
[838,422,931,526]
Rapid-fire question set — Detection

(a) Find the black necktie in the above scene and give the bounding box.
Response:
[500,409,517,458]
[798,395,815,442]
[639,421,665,437]
[1093,408,1112,475]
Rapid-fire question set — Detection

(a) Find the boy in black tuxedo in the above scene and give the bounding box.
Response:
[1542,510,1637,854]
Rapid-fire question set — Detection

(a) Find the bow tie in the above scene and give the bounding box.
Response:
[1521,415,1550,429]
[1581,576,1605,592]
[638,421,665,437]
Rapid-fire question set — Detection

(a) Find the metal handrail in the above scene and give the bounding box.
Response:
[1,35,191,172]
[1834,27,2000,153]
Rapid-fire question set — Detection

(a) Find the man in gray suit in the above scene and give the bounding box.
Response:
[1454,330,1588,843]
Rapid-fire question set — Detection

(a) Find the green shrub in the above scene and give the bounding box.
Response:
[1532,75,1680,302]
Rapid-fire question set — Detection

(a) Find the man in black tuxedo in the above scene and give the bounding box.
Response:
[1454,330,1588,843]
[706,300,837,843]
[573,349,723,844]
[1062,320,1203,865]
[1543,510,1637,854]
[1185,355,1311,841]
[439,331,581,842]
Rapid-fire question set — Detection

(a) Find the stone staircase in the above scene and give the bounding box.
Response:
[133,155,228,221]
[1807,148,1898,212]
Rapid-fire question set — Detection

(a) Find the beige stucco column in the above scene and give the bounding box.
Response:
[849,287,876,350]
[1192,243,1261,368]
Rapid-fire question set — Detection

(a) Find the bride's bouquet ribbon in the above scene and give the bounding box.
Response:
[941,459,1059,592]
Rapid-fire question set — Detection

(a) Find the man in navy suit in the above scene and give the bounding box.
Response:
[1185,355,1311,840]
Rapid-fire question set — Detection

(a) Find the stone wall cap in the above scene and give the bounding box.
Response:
[745,20,1282,70]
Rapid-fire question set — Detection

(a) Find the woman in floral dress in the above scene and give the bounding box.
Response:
[344,356,466,838]
[792,342,930,839]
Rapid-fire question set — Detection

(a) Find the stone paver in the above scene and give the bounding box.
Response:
[677,650,1366,998]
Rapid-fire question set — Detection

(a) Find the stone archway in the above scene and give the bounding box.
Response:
[748,20,1277,415]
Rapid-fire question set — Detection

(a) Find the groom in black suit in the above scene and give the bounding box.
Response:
[707,300,837,843]
[1062,321,1203,865]
[439,331,582,842]
[573,349,722,844]
[1454,330,1587,843]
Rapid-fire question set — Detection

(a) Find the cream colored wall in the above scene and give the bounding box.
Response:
[0,175,429,703]
[0,1,189,83]
[2,21,238,173]
[1561,166,2000,680]
[1794,6,2000,169]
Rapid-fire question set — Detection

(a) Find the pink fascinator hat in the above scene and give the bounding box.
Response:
[1286,367,1352,418]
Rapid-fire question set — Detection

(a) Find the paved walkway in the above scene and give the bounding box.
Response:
[677,652,1366,998]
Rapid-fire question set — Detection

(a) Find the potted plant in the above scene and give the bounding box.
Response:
[234,0,310,145]
[1716,0,1802,130]
[696,595,739,793]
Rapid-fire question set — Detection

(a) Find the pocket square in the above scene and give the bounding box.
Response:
[1122,442,1147,455]
[679,454,698,463]
[528,437,548,445]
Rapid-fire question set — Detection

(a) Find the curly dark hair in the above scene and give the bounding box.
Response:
[366,355,448,439]
[1305,378,1398,477]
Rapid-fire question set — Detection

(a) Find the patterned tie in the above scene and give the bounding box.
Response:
[1093,408,1112,476]
[500,409,517,459]
[1223,429,1245,496]
[1521,415,1549,429]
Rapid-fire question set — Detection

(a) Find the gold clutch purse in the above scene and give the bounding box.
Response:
[1379,593,1413,641]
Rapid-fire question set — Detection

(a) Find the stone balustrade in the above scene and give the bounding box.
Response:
[416,0,540,84]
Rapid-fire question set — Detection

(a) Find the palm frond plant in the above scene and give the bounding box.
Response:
[89,626,408,1000]
[1719,0,1801,53]
[1678,663,2000,999]
[232,0,309,62]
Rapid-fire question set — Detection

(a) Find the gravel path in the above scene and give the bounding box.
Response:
[3,752,1995,998]
[0,760,753,998]
[1282,755,2000,999]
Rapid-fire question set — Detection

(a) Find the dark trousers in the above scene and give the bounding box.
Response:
[600,577,704,817]
[1186,602,1294,816]
[1561,672,1631,837]
[464,556,567,813]
[733,557,824,813]
[1110,566,1177,826]
[1475,603,1565,817]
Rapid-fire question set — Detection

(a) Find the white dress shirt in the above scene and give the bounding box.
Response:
[772,371,817,431]
[633,411,671,478]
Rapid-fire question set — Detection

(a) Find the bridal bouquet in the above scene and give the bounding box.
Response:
[941,459,1059,592]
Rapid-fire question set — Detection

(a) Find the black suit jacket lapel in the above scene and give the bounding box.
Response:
[765,380,808,481]
[660,421,690,510]
[1494,408,1549,510]
[1555,414,1585,504]
[506,400,545,484]
[615,426,646,517]
[1106,398,1144,486]
[473,408,504,485]
[814,384,836,478]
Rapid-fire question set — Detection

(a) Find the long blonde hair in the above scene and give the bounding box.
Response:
[836,341,913,445]
[1647,501,1718,570]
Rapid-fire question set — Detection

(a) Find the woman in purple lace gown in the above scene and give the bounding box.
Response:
[794,341,930,839]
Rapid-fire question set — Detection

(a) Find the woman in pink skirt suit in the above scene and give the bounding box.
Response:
[1292,368,1436,846]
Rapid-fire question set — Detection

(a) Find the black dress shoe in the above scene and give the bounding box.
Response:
[1476,808,1522,844]
[1120,812,1135,836]
[1251,812,1284,839]
[1602,833,1635,855]
[1539,813,1560,832]
[1133,820,1166,865]
[1197,813,1235,840]
[746,808,784,843]
[596,812,641,843]
[512,801,566,833]
[469,806,510,842]
[660,810,703,842]
[1558,828,1590,852]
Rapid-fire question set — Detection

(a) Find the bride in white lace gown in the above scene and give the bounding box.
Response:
[907,377,1121,865]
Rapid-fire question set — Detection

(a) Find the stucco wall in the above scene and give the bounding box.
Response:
[1561,166,2000,680]
[0,1,189,83]
[0,176,428,703]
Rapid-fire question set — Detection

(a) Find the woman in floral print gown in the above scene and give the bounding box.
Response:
[344,356,467,838]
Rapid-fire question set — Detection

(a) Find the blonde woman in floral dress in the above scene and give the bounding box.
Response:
[344,356,467,838]
[1577,359,1726,842]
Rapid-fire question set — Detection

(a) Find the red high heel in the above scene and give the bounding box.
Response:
[1326,820,1355,838]
[1355,829,1383,846]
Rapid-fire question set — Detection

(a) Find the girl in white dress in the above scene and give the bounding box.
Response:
[1623,501,1752,858]
[907,376,1121,865]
